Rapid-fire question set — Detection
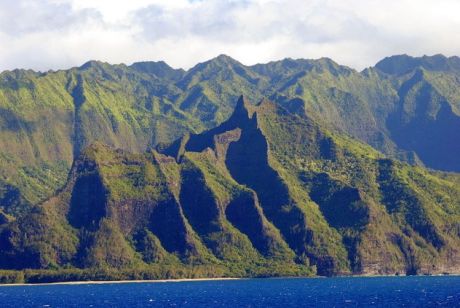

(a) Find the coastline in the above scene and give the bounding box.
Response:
[1,273,459,287]
[0,277,243,287]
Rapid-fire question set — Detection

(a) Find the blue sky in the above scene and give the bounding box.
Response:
[0,0,459,71]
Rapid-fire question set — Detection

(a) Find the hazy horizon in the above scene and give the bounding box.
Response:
[1,0,459,72]
[1,53,458,74]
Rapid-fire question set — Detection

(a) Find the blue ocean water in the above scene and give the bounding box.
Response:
[0,276,459,307]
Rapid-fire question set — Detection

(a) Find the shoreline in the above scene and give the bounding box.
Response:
[1,274,458,287]
[0,277,243,287]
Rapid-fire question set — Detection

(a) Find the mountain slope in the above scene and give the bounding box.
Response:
[0,54,460,217]
[1,97,458,278]
[0,62,200,214]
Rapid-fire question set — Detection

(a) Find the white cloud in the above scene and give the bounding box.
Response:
[0,0,102,36]
[0,0,459,72]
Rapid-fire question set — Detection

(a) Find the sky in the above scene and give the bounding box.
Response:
[0,0,459,72]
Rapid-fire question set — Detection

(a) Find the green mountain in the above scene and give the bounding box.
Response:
[0,54,459,281]
[0,96,459,281]
[375,56,460,171]
[1,54,459,218]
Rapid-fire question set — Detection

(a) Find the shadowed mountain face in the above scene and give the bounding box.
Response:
[386,69,460,171]
[375,54,460,75]
[0,97,459,277]
[1,54,460,214]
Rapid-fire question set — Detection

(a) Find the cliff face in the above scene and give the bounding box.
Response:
[1,55,460,217]
[0,96,458,277]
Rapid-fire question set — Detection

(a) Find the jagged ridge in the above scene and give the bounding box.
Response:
[1,54,460,217]
[0,96,459,278]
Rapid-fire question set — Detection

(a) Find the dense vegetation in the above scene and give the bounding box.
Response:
[0,54,459,282]
[1,54,460,216]
[0,96,458,282]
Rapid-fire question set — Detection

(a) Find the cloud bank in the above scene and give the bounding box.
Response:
[0,0,459,71]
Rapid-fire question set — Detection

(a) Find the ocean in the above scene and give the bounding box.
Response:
[0,276,459,307]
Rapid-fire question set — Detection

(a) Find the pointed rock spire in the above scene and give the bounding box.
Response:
[230,95,251,120]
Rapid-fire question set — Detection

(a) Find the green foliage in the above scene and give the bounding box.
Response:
[82,219,139,268]
[0,270,24,283]
[0,55,460,282]
[0,206,78,270]
[1,54,460,215]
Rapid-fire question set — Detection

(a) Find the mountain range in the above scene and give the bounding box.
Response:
[0,54,459,280]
